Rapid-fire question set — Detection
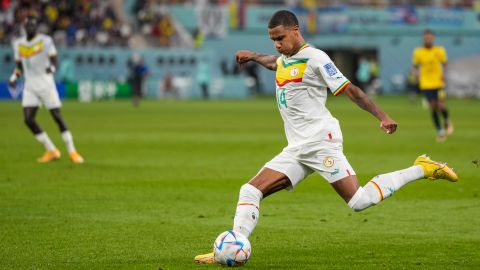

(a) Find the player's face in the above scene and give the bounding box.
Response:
[24,19,37,36]
[423,33,434,48]
[268,25,300,56]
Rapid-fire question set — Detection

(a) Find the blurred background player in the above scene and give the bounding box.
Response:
[127,53,150,107]
[412,29,453,142]
[9,16,83,163]
[194,10,458,264]
[406,67,420,103]
[196,58,211,99]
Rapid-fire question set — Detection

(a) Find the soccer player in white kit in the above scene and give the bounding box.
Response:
[9,16,84,163]
[194,10,458,264]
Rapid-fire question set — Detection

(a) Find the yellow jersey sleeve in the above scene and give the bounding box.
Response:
[438,47,447,64]
[412,48,420,65]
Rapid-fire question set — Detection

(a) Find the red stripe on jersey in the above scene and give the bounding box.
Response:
[276,77,303,87]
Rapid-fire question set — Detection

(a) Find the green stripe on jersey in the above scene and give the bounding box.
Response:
[281,57,309,68]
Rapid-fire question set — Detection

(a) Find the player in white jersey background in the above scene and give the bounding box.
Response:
[195,10,458,264]
[9,16,84,164]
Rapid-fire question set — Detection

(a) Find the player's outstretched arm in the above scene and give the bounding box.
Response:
[343,83,397,134]
[236,50,278,71]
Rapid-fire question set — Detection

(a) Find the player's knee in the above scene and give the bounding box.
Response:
[347,187,374,212]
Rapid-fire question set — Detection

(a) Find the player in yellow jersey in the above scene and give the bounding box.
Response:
[9,16,84,163]
[194,11,458,265]
[412,29,453,142]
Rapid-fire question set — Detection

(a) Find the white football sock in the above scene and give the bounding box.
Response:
[35,132,56,151]
[233,184,263,238]
[349,165,424,211]
[61,131,76,153]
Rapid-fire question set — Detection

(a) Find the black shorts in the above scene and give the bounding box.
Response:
[422,89,440,102]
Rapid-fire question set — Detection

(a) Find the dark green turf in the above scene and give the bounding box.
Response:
[0,96,479,269]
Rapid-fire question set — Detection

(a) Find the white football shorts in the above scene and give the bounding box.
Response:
[264,141,356,189]
[22,87,62,109]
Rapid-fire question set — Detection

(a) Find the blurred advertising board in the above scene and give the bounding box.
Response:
[0,81,131,101]
[244,6,480,34]
[0,81,65,100]
[68,81,131,102]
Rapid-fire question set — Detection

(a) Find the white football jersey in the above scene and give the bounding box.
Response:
[274,44,351,152]
[13,34,57,90]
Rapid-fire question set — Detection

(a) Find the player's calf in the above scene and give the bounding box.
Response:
[24,116,42,134]
[347,168,421,212]
[348,155,458,212]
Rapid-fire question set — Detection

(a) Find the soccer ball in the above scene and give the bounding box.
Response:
[213,230,251,267]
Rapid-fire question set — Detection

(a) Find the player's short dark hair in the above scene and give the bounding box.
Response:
[268,10,298,29]
[424,29,435,35]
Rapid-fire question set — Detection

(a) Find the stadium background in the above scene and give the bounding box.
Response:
[1,0,480,100]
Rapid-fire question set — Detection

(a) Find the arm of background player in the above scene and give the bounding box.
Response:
[9,61,23,87]
[411,49,420,81]
[236,50,278,71]
[412,65,419,81]
[15,61,23,73]
[47,55,58,74]
[342,83,398,134]
[442,62,448,82]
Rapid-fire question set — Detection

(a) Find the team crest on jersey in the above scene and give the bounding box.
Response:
[290,67,299,77]
[323,156,335,167]
[323,62,338,77]
[275,58,308,87]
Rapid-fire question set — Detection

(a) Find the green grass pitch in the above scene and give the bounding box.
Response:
[1,96,479,269]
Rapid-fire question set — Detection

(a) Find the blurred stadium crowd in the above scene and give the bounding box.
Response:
[1,0,478,48]
[0,0,130,46]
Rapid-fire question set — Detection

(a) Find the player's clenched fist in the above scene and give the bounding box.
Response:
[236,50,255,65]
[380,118,398,134]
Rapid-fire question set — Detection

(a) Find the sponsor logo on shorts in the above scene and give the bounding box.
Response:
[323,156,335,167]
[330,168,339,176]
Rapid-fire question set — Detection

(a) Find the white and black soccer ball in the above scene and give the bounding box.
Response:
[213,230,251,267]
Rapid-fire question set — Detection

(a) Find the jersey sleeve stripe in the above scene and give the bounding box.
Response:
[333,81,351,96]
